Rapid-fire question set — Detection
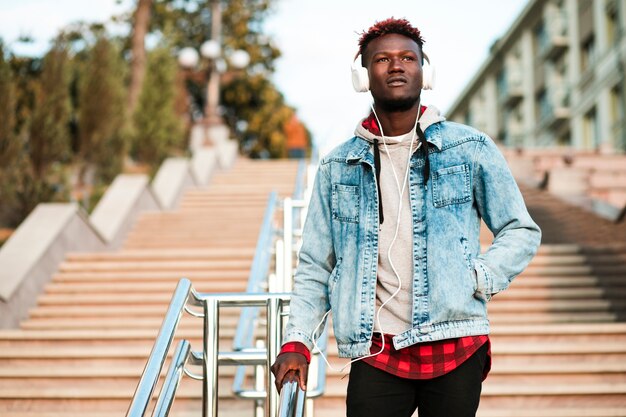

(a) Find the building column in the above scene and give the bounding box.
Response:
[521,30,536,148]
[567,0,584,149]
[484,76,499,139]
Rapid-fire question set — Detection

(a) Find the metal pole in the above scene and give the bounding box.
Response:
[206,0,222,123]
[152,340,191,417]
[255,339,265,417]
[275,239,284,293]
[267,297,281,417]
[283,197,293,292]
[203,298,219,417]
[126,279,191,417]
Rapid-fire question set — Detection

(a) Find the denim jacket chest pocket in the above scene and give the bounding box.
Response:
[432,163,472,208]
[332,183,360,223]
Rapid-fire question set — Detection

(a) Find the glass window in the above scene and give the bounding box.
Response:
[606,5,620,47]
[583,107,599,149]
[580,35,595,72]
[534,21,548,56]
[537,89,552,122]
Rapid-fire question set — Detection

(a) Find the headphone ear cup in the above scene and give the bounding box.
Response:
[352,66,370,92]
[422,61,436,90]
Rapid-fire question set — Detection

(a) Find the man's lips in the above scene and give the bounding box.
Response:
[387,76,407,86]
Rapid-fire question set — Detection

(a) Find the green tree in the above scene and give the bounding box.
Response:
[77,35,127,186]
[221,74,293,158]
[0,42,72,226]
[131,45,184,167]
[146,0,303,157]
[0,41,18,167]
[29,44,71,180]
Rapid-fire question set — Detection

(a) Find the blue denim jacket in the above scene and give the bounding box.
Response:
[284,120,541,358]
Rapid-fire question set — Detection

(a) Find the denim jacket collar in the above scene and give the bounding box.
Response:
[345,122,443,165]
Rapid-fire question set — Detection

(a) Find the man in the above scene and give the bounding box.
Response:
[271,18,541,417]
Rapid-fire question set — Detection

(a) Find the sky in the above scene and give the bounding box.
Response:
[0,0,529,151]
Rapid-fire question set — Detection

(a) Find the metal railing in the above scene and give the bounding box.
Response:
[126,278,294,417]
[127,157,323,417]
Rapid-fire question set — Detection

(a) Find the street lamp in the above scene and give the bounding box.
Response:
[178,0,250,147]
[178,42,249,118]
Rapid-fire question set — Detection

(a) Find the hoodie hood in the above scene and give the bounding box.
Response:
[355,105,446,145]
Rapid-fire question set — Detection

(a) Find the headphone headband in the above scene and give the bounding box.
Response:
[351,51,435,92]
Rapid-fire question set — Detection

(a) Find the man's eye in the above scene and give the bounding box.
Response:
[402,56,415,61]
[376,57,389,63]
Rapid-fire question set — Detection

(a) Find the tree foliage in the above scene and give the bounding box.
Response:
[149,0,304,158]
[0,42,18,167]
[29,44,72,179]
[131,45,184,167]
[0,41,72,226]
[77,35,128,184]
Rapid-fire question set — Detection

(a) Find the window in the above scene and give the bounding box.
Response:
[581,35,595,72]
[557,130,571,146]
[610,85,625,150]
[534,21,548,56]
[537,89,552,122]
[583,108,599,149]
[606,4,620,48]
[497,69,507,101]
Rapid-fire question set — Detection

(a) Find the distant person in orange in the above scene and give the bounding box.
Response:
[272,18,541,417]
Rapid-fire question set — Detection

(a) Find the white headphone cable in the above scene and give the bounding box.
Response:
[311,103,423,373]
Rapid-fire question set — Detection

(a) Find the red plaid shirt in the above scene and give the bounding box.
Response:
[280,335,491,380]
[363,334,491,380]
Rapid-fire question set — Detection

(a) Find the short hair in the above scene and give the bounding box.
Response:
[358,17,425,57]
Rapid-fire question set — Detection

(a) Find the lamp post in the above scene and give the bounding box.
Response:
[178,0,250,147]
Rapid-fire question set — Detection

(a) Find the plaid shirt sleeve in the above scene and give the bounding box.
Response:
[362,335,491,380]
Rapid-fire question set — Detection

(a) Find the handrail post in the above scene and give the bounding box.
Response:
[283,197,293,292]
[125,278,191,417]
[267,297,281,417]
[152,340,191,417]
[203,298,219,417]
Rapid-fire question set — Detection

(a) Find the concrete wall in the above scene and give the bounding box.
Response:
[151,158,198,210]
[0,204,107,327]
[90,175,161,249]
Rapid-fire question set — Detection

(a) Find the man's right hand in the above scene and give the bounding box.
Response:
[270,352,309,392]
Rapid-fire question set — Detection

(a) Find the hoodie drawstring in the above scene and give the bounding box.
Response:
[416,124,430,185]
[372,127,430,225]
[373,138,384,224]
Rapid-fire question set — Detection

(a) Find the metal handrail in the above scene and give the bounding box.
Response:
[152,340,191,417]
[126,279,192,417]
[127,160,321,417]
[126,279,294,417]
[233,191,279,350]
[277,381,306,417]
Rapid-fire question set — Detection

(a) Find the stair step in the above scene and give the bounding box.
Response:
[64,248,256,261]
[58,260,253,272]
[52,270,250,282]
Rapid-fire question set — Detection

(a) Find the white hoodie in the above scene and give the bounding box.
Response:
[354,106,446,335]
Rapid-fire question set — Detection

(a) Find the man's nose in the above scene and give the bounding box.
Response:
[388,57,405,72]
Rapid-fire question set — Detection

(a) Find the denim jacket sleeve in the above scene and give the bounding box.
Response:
[283,161,336,350]
[472,135,541,301]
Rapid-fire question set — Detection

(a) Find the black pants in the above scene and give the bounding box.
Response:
[346,342,488,417]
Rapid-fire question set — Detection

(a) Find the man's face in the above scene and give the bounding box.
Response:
[363,33,423,111]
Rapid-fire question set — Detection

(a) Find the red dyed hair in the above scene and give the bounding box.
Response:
[358,17,425,56]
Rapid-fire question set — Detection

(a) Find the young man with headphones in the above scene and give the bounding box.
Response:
[271,18,541,417]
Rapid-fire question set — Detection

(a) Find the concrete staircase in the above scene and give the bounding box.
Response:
[1,159,626,417]
[0,158,300,417]
[313,183,626,417]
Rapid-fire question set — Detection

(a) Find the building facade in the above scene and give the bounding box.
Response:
[447,0,626,153]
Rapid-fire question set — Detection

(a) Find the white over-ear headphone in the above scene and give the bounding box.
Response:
[351,51,436,92]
